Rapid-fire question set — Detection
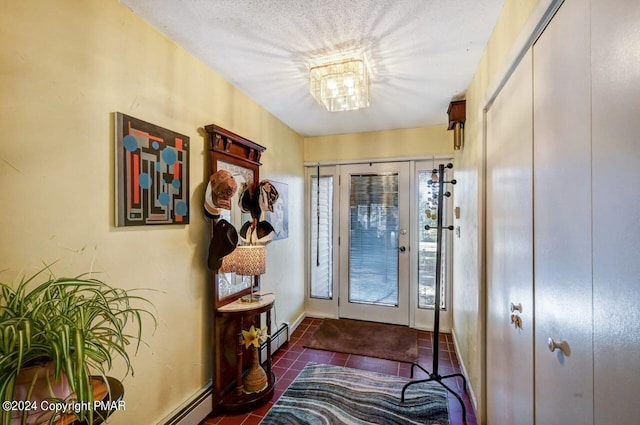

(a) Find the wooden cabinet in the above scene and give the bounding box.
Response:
[215,294,275,413]
[204,125,275,414]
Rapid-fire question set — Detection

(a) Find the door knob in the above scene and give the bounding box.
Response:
[510,302,522,313]
[547,337,569,356]
[398,246,406,253]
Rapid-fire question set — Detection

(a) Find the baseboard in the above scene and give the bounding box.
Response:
[157,383,212,425]
[260,322,290,363]
[289,311,307,333]
[451,330,478,414]
[159,322,291,425]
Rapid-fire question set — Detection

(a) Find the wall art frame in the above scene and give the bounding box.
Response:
[115,112,190,226]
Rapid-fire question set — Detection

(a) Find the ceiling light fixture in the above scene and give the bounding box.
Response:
[309,52,370,112]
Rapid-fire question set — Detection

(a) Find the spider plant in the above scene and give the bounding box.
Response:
[0,265,156,424]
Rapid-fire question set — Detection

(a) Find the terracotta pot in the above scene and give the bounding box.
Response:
[11,362,72,425]
[242,347,267,394]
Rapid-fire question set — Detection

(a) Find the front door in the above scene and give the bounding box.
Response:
[338,162,410,325]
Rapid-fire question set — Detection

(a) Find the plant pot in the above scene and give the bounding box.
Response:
[242,347,267,394]
[11,362,72,425]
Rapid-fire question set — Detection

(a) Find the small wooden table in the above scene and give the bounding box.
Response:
[215,293,275,413]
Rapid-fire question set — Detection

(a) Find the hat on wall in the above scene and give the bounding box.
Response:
[258,180,279,213]
[209,170,237,210]
[204,181,221,218]
[237,181,262,218]
[238,220,275,245]
[207,219,238,270]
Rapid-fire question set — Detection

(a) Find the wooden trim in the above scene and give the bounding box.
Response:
[205,125,266,167]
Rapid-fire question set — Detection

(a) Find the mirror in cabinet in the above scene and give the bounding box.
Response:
[204,124,266,309]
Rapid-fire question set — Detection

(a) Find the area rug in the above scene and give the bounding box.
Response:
[304,318,419,363]
[259,362,448,425]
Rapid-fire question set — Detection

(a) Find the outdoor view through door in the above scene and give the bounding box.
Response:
[348,173,399,306]
[339,163,409,325]
[307,160,452,330]
[418,169,447,310]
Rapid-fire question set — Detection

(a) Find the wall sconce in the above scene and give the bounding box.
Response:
[235,245,266,303]
[447,100,466,150]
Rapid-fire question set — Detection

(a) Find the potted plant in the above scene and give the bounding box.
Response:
[0,265,156,424]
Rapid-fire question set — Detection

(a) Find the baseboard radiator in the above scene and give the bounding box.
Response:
[159,322,290,425]
[260,321,290,363]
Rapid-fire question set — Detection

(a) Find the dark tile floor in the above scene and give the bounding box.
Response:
[201,317,476,425]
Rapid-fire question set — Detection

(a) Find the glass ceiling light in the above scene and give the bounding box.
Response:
[309,52,370,112]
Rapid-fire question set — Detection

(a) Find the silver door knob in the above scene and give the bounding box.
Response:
[547,337,569,355]
[398,246,406,253]
[510,302,522,313]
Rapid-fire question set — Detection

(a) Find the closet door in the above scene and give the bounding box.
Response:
[591,0,640,422]
[486,50,534,425]
[532,1,593,424]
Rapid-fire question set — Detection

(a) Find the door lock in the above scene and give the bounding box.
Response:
[510,314,523,330]
[398,246,406,253]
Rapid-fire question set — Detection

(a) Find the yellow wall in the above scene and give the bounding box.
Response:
[304,125,452,163]
[452,0,539,420]
[0,0,548,422]
[0,1,304,423]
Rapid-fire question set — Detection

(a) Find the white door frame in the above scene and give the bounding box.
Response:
[338,161,411,326]
[304,157,455,330]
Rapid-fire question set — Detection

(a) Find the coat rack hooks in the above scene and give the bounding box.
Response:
[401,162,468,422]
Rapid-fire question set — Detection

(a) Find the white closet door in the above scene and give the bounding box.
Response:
[533,1,593,424]
[591,0,640,422]
[486,49,534,425]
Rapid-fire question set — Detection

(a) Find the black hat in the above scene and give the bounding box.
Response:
[207,219,238,270]
[238,182,262,219]
[239,220,275,245]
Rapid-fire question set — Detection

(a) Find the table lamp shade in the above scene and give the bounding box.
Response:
[235,245,266,276]
[218,248,237,273]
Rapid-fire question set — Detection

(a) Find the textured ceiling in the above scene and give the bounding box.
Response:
[120,0,506,136]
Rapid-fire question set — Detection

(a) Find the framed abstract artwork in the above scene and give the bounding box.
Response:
[115,113,189,226]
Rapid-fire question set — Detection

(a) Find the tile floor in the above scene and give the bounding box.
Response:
[201,317,476,425]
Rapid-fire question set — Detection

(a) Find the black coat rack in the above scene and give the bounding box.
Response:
[401,162,468,422]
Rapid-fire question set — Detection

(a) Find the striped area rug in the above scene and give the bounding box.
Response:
[260,363,449,425]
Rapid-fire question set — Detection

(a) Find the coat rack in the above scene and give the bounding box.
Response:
[401,162,468,422]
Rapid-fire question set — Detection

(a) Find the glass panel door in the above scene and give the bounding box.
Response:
[310,175,333,299]
[418,169,447,310]
[412,160,453,330]
[348,173,399,305]
[339,162,410,325]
